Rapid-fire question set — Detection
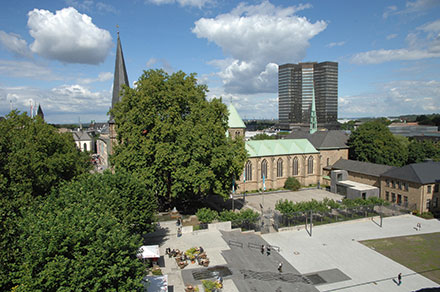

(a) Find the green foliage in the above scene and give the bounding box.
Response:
[0,111,91,291]
[53,171,157,234]
[16,175,145,291]
[110,69,247,206]
[196,208,218,223]
[407,140,440,164]
[416,114,440,127]
[347,120,408,166]
[251,133,275,140]
[218,210,238,222]
[151,269,163,276]
[202,279,221,292]
[275,197,387,215]
[284,177,301,191]
[340,120,358,131]
[237,208,260,223]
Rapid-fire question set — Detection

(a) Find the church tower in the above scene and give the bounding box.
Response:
[227,103,246,140]
[109,32,129,154]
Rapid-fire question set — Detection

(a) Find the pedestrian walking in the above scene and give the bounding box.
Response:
[417,223,421,231]
[266,245,271,256]
[278,262,283,273]
[261,245,265,255]
[397,273,402,286]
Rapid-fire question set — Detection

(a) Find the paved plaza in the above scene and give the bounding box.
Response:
[148,215,440,291]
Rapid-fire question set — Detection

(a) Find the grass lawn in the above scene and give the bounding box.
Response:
[361,232,440,284]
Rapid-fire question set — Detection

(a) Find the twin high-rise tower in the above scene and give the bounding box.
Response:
[278,62,338,130]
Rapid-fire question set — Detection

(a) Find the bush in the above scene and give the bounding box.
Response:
[284,177,301,191]
[419,212,434,219]
[201,280,221,292]
[238,209,260,223]
[152,268,163,276]
[219,210,238,222]
[196,208,218,224]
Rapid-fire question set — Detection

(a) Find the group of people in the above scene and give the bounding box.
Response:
[260,244,271,256]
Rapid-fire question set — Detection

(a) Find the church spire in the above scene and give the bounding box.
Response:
[110,31,129,121]
[37,104,44,121]
[310,81,317,134]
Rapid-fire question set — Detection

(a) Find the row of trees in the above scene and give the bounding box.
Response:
[348,120,440,166]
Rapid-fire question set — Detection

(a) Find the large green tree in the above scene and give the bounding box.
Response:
[16,173,147,291]
[347,120,408,166]
[407,140,440,164]
[0,111,91,291]
[110,69,247,206]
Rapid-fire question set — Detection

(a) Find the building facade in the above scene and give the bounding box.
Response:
[380,161,440,213]
[278,62,338,129]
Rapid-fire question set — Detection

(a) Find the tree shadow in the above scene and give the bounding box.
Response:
[142,225,170,246]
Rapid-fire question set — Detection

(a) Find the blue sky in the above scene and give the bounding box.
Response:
[0,0,439,124]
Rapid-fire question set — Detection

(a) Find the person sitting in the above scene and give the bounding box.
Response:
[166,247,171,255]
[199,246,204,253]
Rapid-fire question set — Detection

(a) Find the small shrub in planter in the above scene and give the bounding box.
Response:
[202,280,221,292]
[284,177,301,191]
[152,268,163,276]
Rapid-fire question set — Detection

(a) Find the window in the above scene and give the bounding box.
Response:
[435,184,439,193]
[434,198,438,208]
[427,199,431,209]
[307,156,314,174]
[404,196,408,207]
[398,181,402,190]
[428,185,432,193]
[261,159,268,179]
[235,131,241,137]
[277,158,283,177]
[397,194,402,205]
[392,193,396,203]
[83,143,87,151]
[404,183,409,191]
[386,180,390,187]
[362,193,366,200]
[392,181,395,188]
[326,158,330,166]
[245,161,252,181]
[293,157,299,176]
[385,191,389,201]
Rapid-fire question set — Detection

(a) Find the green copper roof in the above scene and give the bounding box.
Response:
[228,104,246,128]
[246,139,318,157]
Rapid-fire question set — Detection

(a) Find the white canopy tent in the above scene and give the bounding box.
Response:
[137,245,160,260]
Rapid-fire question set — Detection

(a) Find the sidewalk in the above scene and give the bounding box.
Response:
[262,215,440,292]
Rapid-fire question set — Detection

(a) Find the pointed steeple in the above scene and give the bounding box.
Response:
[110,32,129,122]
[310,82,317,134]
[36,104,44,120]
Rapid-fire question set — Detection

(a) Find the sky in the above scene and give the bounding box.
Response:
[0,0,440,124]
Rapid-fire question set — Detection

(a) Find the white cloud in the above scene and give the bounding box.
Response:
[383,0,440,18]
[27,7,112,64]
[78,71,113,84]
[340,80,440,117]
[0,31,33,58]
[192,1,326,94]
[351,19,440,64]
[0,60,60,80]
[147,0,211,9]
[386,34,398,40]
[0,84,111,123]
[326,41,346,48]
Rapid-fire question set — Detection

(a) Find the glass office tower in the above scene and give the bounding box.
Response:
[278,62,338,129]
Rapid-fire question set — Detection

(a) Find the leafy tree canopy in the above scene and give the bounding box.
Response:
[15,172,150,291]
[407,140,440,164]
[284,177,301,191]
[0,111,91,199]
[347,120,408,166]
[110,69,247,206]
[0,111,91,291]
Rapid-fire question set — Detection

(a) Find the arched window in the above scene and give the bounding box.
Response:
[235,131,241,137]
[83,143,87,151]
[261,159,268,179]
[293,157,299,176]
[307,156,314,174]
[277,158,283,177]
[245,161,252,181]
